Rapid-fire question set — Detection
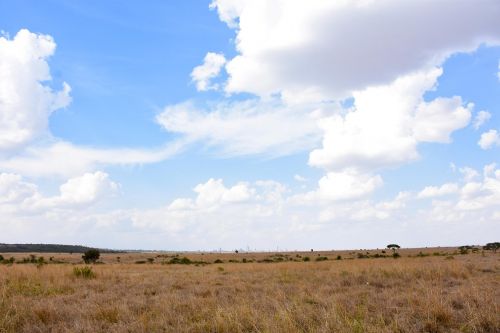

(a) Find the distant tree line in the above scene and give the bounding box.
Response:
[0,243,121,253]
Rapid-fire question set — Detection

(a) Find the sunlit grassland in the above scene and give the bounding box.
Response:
[0,249,498,333]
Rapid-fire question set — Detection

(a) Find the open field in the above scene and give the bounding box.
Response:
[0,249,499,333]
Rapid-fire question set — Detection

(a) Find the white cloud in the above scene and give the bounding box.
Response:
[473,110,491,130]
[193,178,254,207]
[211,0,500,99]
[0,173,38,205]
[413,98,472,143]
[3,169,499,250]
[0,140,185,178]
[45,171,119,208]
[191,52,226,91]
[130,178,287,233]
[418,183,458,199]
[130,165,498,247]
[459,167,480,182]
[294,174,307,182]
[478,129,500,149]
[297,170,383,202]
[455,164,500,211]
[0,29,71,153]
[309,68,471,172]
[0,171,118,213]
[318,191,410,222]
[156,100,321,156]
[423,164,500,221]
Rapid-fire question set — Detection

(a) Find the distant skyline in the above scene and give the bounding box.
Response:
[0,0,499,250]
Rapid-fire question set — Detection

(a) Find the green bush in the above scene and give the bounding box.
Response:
[82,249,100,264]
[73,266,96,279]
[315,256,328,261]
[168,257,192,264]
[214,259,223,264]
[483,242,499,252]
[302,256,310,262]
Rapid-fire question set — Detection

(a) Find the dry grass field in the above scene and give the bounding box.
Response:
[0,248,498,333]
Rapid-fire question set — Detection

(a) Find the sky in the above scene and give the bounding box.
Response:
[0,0,499,251]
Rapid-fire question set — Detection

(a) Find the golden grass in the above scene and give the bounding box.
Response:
[0,250,498,333]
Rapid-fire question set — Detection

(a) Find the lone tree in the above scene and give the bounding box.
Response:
[82,249,100,264]
[387,244,400,253]
[483,242,500,253]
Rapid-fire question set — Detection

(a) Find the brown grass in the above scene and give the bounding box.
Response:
[0,249,498,333]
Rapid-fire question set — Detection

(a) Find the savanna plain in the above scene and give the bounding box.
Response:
[0,248,499,333]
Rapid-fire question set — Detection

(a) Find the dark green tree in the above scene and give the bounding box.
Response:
[387,244,400,253]
[82,249,100,264]
[483,242,499,253]
[387,244,401,258]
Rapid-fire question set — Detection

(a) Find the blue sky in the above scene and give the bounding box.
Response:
[0,0,499,250]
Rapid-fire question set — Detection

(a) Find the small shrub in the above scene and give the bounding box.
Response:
[259,258,274,263]
[135,260,146,264]
[302,256,310,262]
[392,252,401,259]
[147,258,154,264]
[73,266,96,279]
[336,255,342,260]
[214,259,223,264]
[315,256,328,261]
[168,257,192,265]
